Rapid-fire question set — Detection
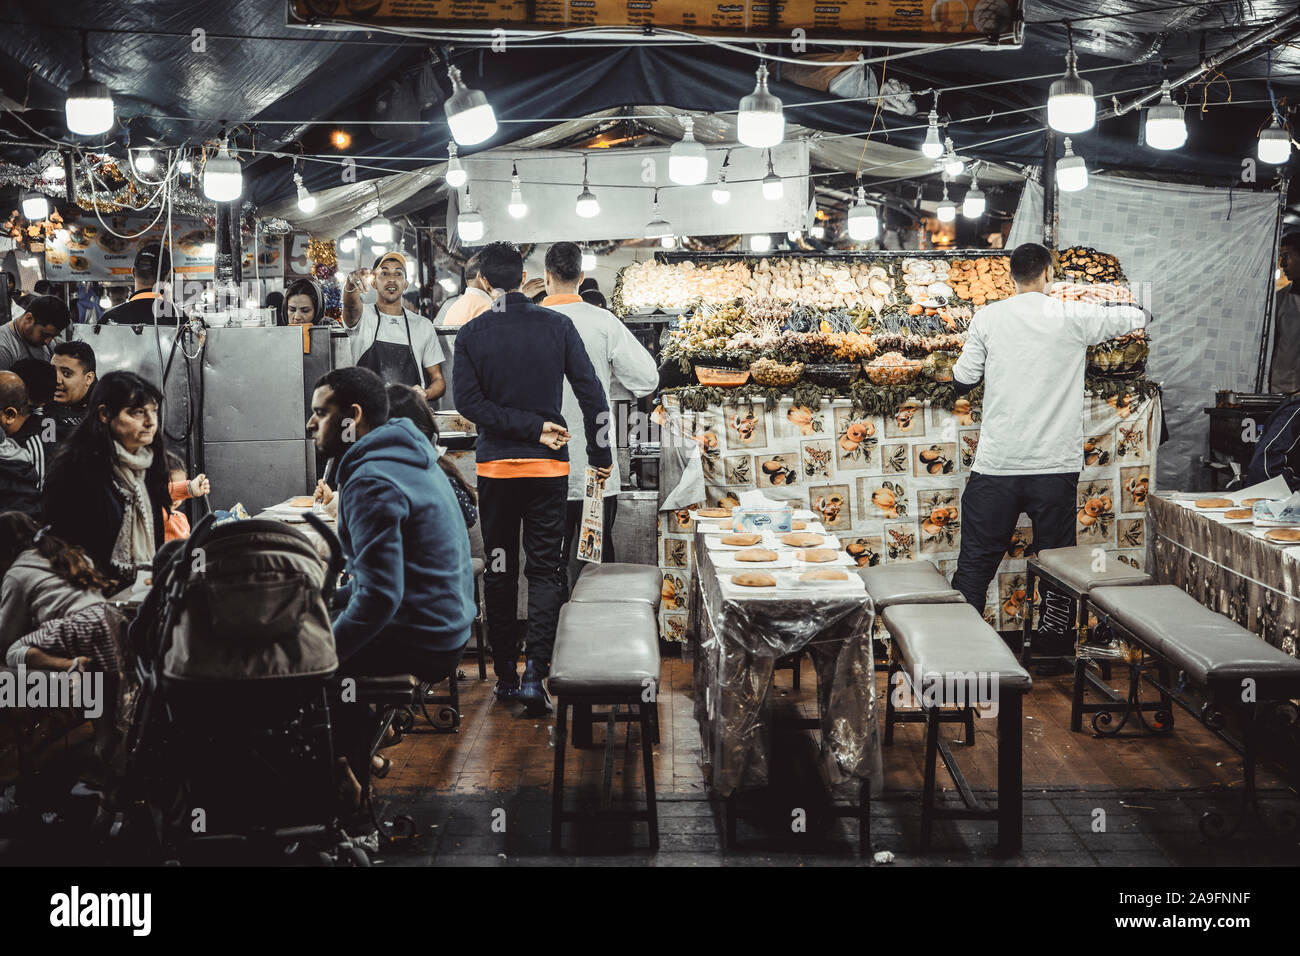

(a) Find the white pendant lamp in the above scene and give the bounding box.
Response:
[669,116,708,185]
[645,190,672,239]
[131,148,157,176]
[922,108,944,159]
[366,183,392,244]
[660,236,677,249]
[737,62,784,149]
[202,141,243,202]
[445,141,467,189]
[936,182,956,223]
[65,34,114,136]
[1259,116,1291,165]
[749,233,772,252]
[942,137,964,177]
[1047,32,1095,134]
[712,170,731,204]
[507,162,528,218]
[575,156,600,219]
[1145,81,1187,150]
[846,186,878,241]
[444,63,497,146]
[294,172,317,214]
[1057,137,1089,192]
[762,150,783,200]
[21,190,49,222]
[458,185,484,243]
[962,172,986,219]
[176,155,193,175]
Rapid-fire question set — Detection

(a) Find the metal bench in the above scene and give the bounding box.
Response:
[549,600,662,852]
[881,603,1033,854]
[1089,584,1300,837]
[568,562,663,608]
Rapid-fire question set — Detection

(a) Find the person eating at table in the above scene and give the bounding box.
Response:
[341,252,446,402]
[951,241,1151,672]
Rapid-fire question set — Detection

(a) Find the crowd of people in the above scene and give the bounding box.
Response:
[0,236,657,811]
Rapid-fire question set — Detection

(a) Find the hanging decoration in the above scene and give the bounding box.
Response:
[307,237,341,320]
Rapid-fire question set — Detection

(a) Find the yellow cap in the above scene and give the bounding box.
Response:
[374,251,407,273]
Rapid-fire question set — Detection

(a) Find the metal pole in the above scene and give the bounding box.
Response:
[1043,128,1057,248]
[1256,173,1289,393]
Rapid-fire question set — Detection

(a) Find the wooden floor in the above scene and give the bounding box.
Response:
[370,647,1300,865]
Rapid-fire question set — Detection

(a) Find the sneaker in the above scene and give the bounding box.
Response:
[516,661,552,715]
[493,679,521,702]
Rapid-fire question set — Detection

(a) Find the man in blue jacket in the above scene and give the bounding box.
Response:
[1248,396,1300,492]
[454,241,612,714]
[307,365,476,676]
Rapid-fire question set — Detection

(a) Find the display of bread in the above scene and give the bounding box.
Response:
[1193,498,1233,509]
[791,520,807,530]
[1240,498,1264,506]
[735,548,779,562]
[1223,509,1253,520]
[731,571,777,587]
[780,532,824,548]
[290,496,315,508]
[795,548,837,563]
[799,569,849,582]
[1265,528,1300,543]
[721,533,762,547]
[697,507,732,518]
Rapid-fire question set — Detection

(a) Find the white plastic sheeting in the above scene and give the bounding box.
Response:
[1010,175,1279,491]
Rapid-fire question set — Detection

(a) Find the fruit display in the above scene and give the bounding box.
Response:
[1048,281,1138,304]
[749,357,804,387]
[900,257,954,306]
[1056,246,1125,283]
[803,362,861,388]
[864,351,923,385]
[871,332,966,356]
[944,257,1015,305]
[618,259,752,312]
[1087,330,1150,376]
[921,350,961,382]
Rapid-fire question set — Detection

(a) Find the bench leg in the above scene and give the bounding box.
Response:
[997,691,1024,855]
[639,702,659,852]
[551,701,568,853]
[791,652,801,691]
[1154,662,1175,732]
[650,701,661,746]
[1021,564,1037,668]
[884,659,899,746]
[1070,656,1087,733]
[572,702,594,749]
[920,708,939,851]
[963,706,975,746]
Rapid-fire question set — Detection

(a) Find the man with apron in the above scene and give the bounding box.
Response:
[342,252,447,402]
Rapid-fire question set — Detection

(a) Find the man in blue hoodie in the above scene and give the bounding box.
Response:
[306,365,475,678]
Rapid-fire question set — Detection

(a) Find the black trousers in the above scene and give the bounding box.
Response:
[478,475,568,678]
[952,471,1079,609]
[559,496,619,593]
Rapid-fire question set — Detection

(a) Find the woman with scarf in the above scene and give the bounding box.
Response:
[41,371,170,592]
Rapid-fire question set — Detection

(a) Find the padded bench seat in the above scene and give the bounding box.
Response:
[859,560,964,609]
[1090,585,1300,690]
[882,603,1033,692]
[1034,545,1152,593]
[550,601,660,698]
[569,563,662,610]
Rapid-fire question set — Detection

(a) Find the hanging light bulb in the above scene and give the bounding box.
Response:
[581,248,597,272]
[294,172,317,214]
[1047,31,1096,134]
[921,108,944,159]
[42,158,65,182]
[942,137,964,177]
[458,185,484,243]
[1259,115,1291,165]
[737,62,784,149]
[962,171,986,219]
[669,116,708,185]
[660,236,677,249]
[762,150,783,200]
[439,275,459,295]
[130,148,157,176]
[444,63,497,146]
[367,185,393,244]
[1057,137,1089,192]
[575,156,600,218]
[202,140,243,202]
[445,141,467,189]
[65,33,114,136]
[936,181,956,223]
[21,190,49,222]
[749,233,772,252]
[340,235,358,254]
[712,154,731,204]
[176,155,193,175]
[507,162,528,218]
[371,245,388,257]
[644,189,672,239]
[1145,80,1187,150]
[846,186,878,241]
[810,223,826,240]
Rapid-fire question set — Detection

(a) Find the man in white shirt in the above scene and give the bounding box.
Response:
[342,252,446,402]
[540,242,658,577]
[951,242,1151,645]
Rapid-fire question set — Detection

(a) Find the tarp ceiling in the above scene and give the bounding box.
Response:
[2,1,1299,221]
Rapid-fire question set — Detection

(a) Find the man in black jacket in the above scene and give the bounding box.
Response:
[453,241,611,713]
[1248,397,1300,491]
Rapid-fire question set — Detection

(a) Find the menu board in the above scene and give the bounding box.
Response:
[291,0,1021,42]
[43,217,283,282]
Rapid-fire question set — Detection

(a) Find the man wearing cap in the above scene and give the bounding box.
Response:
[343,252,447,402]
[1270,232,1300,395]
[102,242,187,326]
[0,295,70,372]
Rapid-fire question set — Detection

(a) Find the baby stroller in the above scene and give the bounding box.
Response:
[114,512,370,865]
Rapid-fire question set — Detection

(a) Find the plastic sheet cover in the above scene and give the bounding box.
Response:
[687,535,883,798]
[1146,494,1300,657]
